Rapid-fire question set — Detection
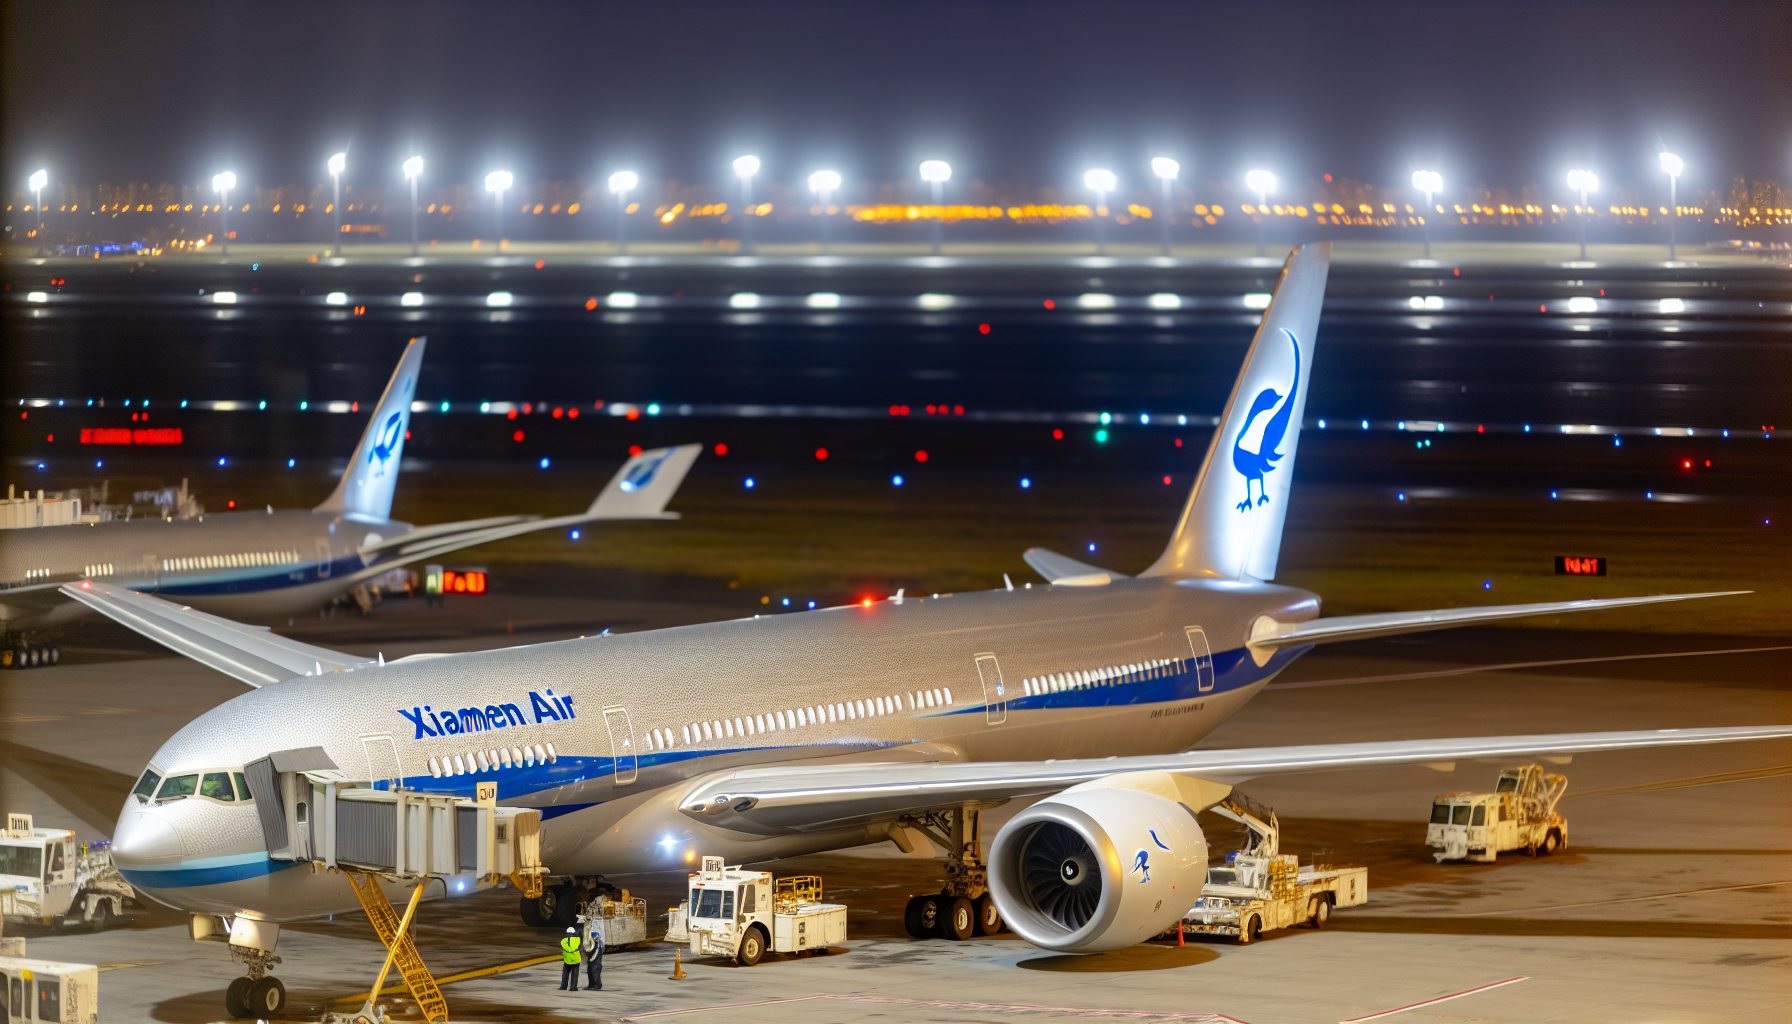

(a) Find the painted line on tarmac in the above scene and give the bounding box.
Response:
[1568,763,1792,800]
[1441,880,1792,918]
[1339,976,1528,1023]
[1267,645,1792,690]
[622,993,1250,1022]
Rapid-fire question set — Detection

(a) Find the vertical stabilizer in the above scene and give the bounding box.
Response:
[1140,243,1330,580]
[315,337,426,521]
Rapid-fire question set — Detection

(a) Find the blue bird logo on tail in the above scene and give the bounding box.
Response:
[1232,328,1302,512]
[368,410,405,475]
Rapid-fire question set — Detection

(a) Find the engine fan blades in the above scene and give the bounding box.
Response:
[1019,821,1102,930]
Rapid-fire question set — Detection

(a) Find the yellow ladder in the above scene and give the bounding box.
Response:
[346,871,449,1022]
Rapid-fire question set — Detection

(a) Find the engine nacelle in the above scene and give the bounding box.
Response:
[988,771,1222,952]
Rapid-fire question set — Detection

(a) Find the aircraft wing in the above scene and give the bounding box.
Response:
[678,724,1792,835]
[59,581,373,687]
[1247,591,1750,648]
[1023,548,1127,584]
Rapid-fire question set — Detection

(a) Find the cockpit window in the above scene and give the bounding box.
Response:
[234,772,253,802]
[200,773,235,801]
[157,775,198,800]
[131,769,162,804]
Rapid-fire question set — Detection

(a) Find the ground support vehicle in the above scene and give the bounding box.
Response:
[578,892,649,949]
[0,956,98,1023]
[1427,764,1568,862]
[0,815,134,930]
[681,857,847,965]
[1181,796,1368,944]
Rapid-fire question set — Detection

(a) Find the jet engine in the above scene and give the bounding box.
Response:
[987,772,1222,952]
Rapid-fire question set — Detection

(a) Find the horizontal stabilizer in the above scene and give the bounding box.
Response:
[1249,591,1751,649]
[588,443,702,519]
[677,723,1792,836]
[59,581,371,687]
[1023,548,1125,584]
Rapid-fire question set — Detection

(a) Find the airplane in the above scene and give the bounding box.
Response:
[64,243,1789,1017]
[1,336,701,666]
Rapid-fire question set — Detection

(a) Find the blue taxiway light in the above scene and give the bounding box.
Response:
[1020,478,1031,489]
[287,459,296,468]
[1551,490,1559,499]
[782,598,790,606]
[1613,437,1622,446]
[1397,492,1407,502]
[94,460,103,468]
[808,601,817,609]
[744,477,755,489]
[570,529,581,540]
[539,458,551,469]
[217,457,226,466]
[1483,580,1493,590]
[1360,419,1369,429]
[1087,543,1097,552]
[1318,419,1326,429]
[892,475,904,486]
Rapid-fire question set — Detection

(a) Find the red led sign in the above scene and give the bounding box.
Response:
[442,570,487,594]
[1554,556,1606,576]
[80,427,183,445]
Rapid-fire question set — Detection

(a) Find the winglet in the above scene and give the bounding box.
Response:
[587,443,702,520]
[315,337,426,521]
[1023,548,1126,584]
[1141,243,1329,581]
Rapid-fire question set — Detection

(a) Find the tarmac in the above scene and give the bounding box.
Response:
[4,571,1789,1023]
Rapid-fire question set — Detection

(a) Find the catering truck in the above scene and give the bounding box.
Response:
[0,815,133,930]
[679,857,847,965]
[1181,796,1368,943]
[1427,764,1568,862]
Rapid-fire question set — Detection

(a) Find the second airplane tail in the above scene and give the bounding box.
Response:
[1140,243,1330,581]
[315,337,426,522]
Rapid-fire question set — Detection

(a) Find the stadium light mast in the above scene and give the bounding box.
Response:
[485,170,513,249]
[1411,170,1443,259]
[327,152,346,256]
[808,170,841,253]
[213,171,237,257]
[1084,169,1117,255]
[733,155,759,255]
[1659,152,1683,262]
[1151,157,1179,257]
[608,171,638,254]
[1566,169,1599,260]
[919,160,951,254]
[1245,169,1276,257]
[402,156,423,257]
[28,169,47,256]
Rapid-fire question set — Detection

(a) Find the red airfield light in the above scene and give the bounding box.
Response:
[535,259,546,269]
[507,408,519,420]
[1163,476,1172,485]
[585,298,598,310]
[1174,438,1182,447]
[914,450,928,462]
[715,443,728,456]
[552,407,564,418]
[978,323,991,335]
[567,407,578,419]
[815,448,829,460]
[1052,428,1063,440]
[512,430,525,442]
[1043,299,1056,309]
[628,444,643,456]
[953,405,964,415]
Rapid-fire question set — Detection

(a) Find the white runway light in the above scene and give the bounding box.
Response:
[1567,297,1597,313]
[401,292,424,306]
[1243,293,1272,309]
[27,291,48,302]
[730,293,761,309]
[1148,293,1181,309]
[607,291,639,308]
[918,293,953,310]
[807,292,841,308]
[325,292,348,305]
[486,291,513,307]
[212,291,237,304]
[1077,293,1115,309]
[1659,298,1685,313]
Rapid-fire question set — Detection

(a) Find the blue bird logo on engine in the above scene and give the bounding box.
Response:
[1130,849,1152,882]
[1232,328,1301,511]
[618,449,670,492]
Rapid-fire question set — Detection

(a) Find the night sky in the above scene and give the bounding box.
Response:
[6,0,1790,199]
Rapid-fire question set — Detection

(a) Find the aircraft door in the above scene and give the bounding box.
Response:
[360,733,403,789]
[602,707,638,785]
[1185,626,1215,693]
[973,653,1007,725]
[316,539,333,578]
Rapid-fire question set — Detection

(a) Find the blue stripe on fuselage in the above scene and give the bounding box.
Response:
[155,555,366,597]
[119,853,300,890]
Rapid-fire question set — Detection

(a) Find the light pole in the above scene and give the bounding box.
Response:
[403,156,423,257]
[213,171,236,256]
[485,170,513,249]
[1151,157,1179,256]
[328,152,345,256]
[1084,169,1116,255]
[919,160,951,255]
[608,171,638,253]
[1245,169,1276,257]
[1659,152,1683,262]
[28,169,46,256]
[1411,170,1442,259]
[1566,169,1599,260]
[808,170,840,252]
[733,155,759,255]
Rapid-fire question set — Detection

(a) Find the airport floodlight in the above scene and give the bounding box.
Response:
[733,156,760,254]
[920,160,952,183]
[1659,153,1683,261]
[328,154,347,256]
[1084,169,1117,193]
[919,161,952,253]
[1566,170,1598,260]
[485,171,513,249]
[328,152,346,176]
[213,172,236,256]
[809,170,842,253]
[1411,170,1443,258]
[1246,170,1276,256]
[1084,170,1117,255]
[609,172,638,254]
[1152,159,1179,255]
[733,155,760,179]
[403,157,424,257]
[28,169,47,255]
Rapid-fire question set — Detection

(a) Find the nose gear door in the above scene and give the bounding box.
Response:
[603,707,638,785]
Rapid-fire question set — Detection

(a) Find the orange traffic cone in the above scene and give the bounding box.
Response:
[1177,920,1185,947]
[669,948,687,980]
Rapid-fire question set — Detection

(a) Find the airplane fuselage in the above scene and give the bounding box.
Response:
[110,575,1319,920]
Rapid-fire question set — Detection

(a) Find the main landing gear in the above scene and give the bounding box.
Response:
[224,945,285,1018]
[518,875,613,929]
[898,807,1007,940]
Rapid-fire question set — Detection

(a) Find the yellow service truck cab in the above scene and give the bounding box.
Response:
[1428,765,1569,863]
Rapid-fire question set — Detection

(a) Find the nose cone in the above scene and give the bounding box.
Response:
[112,808,183,872]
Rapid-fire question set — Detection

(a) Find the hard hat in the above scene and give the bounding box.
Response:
[566,926,577,933]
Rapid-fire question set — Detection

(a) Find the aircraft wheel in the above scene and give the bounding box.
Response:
[520,893,547,927]
[248,975,285,1015]
[972,892,1003,935]
[938,897,975,940]
[224,977,253,1019]
[904,895,944,938]
[737,925,767,966]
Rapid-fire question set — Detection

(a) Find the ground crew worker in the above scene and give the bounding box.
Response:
[558,926,582,990]
[584,923,605,990]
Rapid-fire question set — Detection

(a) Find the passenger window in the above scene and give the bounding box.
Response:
[1471,805,1487,826]
[200,773,235,801]
[1451,804,1471,826]
[131,769,162,804]
[234,772,253,801]
[157,774,198,800]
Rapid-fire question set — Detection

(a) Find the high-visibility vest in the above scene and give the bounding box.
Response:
[560,936,582,964]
